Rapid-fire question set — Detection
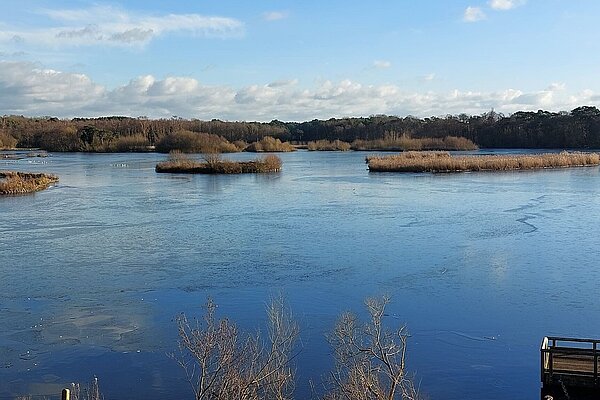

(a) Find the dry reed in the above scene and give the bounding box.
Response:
[246,136,296,152]
[0,171,59,195]
[365,151,450,164]
[368,151,600,172]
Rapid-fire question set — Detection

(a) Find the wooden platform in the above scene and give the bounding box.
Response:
[541,337,600,400]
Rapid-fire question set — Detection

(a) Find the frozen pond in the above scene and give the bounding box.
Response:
[1,150,600,399]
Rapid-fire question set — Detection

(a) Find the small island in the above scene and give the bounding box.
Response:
[155,153,282,174]
[367,151,600,173]
[0,171,59,195]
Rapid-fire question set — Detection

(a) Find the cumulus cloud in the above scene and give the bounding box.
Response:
[463,6,486,22]
[489,0,526,10]
[0,61,104,115]
[0,61,595,121]
[263,11,289,21]
[373,60,392,69]
[0,5,243,48]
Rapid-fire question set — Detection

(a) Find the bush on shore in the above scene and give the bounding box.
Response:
[155,130,239,153]
[110,134,152,152]
[368,151,600,172]
[246,136,296,152]
[307,139,352,151]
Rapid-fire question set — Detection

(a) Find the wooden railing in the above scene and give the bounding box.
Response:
[541,336,600,387]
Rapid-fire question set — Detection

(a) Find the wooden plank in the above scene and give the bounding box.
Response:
[552,355,596,374]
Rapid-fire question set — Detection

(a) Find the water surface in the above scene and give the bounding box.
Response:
[1,150,600,399]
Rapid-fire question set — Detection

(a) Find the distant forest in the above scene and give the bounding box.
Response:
[2,106,600,151]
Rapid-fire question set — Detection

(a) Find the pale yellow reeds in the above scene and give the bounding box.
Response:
[307,139,352,151]
[246,136,295,152]
[368,151,600,172]
[156,154,282,174]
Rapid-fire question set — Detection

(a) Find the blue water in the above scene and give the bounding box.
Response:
[1,150,600,399]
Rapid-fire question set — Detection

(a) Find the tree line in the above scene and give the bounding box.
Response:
[2,106,600,151]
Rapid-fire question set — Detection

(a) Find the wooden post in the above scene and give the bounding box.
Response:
[61,388,70,400]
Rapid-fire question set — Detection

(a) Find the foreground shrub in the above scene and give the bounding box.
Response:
[155,153,282,174]
[110,134,151,152]
[174,296,299,400]
[172,296,420,400]
[368,151,600,172]
[324,296,420,400]
[307,140,352,151]
[0,171,59,195]
[246,136,296,152]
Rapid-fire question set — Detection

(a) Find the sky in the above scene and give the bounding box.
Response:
[1,0,600,121]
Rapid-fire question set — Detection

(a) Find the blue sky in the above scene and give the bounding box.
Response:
[1,0,599,120]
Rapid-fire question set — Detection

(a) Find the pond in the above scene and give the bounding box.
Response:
[1,150,599,399]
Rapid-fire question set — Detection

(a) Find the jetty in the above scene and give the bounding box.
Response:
[541,336,600,399]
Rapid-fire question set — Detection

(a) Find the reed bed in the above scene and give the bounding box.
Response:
[156,154,282,174]
[307,139,352,151]
[0,171,59,195]
[365,151,451,164]
[368,151,600,173]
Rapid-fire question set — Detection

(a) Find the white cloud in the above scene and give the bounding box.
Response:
[489,0,526,11]
[547,82,566,91]
[0,6,243,48]
[263,11,289,21]
[373,60,392,69]
[0,61,595,121]
[463,6,486,22]
[422,73,436,82]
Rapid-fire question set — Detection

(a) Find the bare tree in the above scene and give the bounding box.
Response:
[201,146,222,167]
[173,296,299,400]
[323,296,420,400]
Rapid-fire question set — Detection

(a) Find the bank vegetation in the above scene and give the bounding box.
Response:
[368,151,600,172]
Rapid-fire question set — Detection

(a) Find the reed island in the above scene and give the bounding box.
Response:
[367,151,600,173]
[155,152,282,174]
[0,171,59,195]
